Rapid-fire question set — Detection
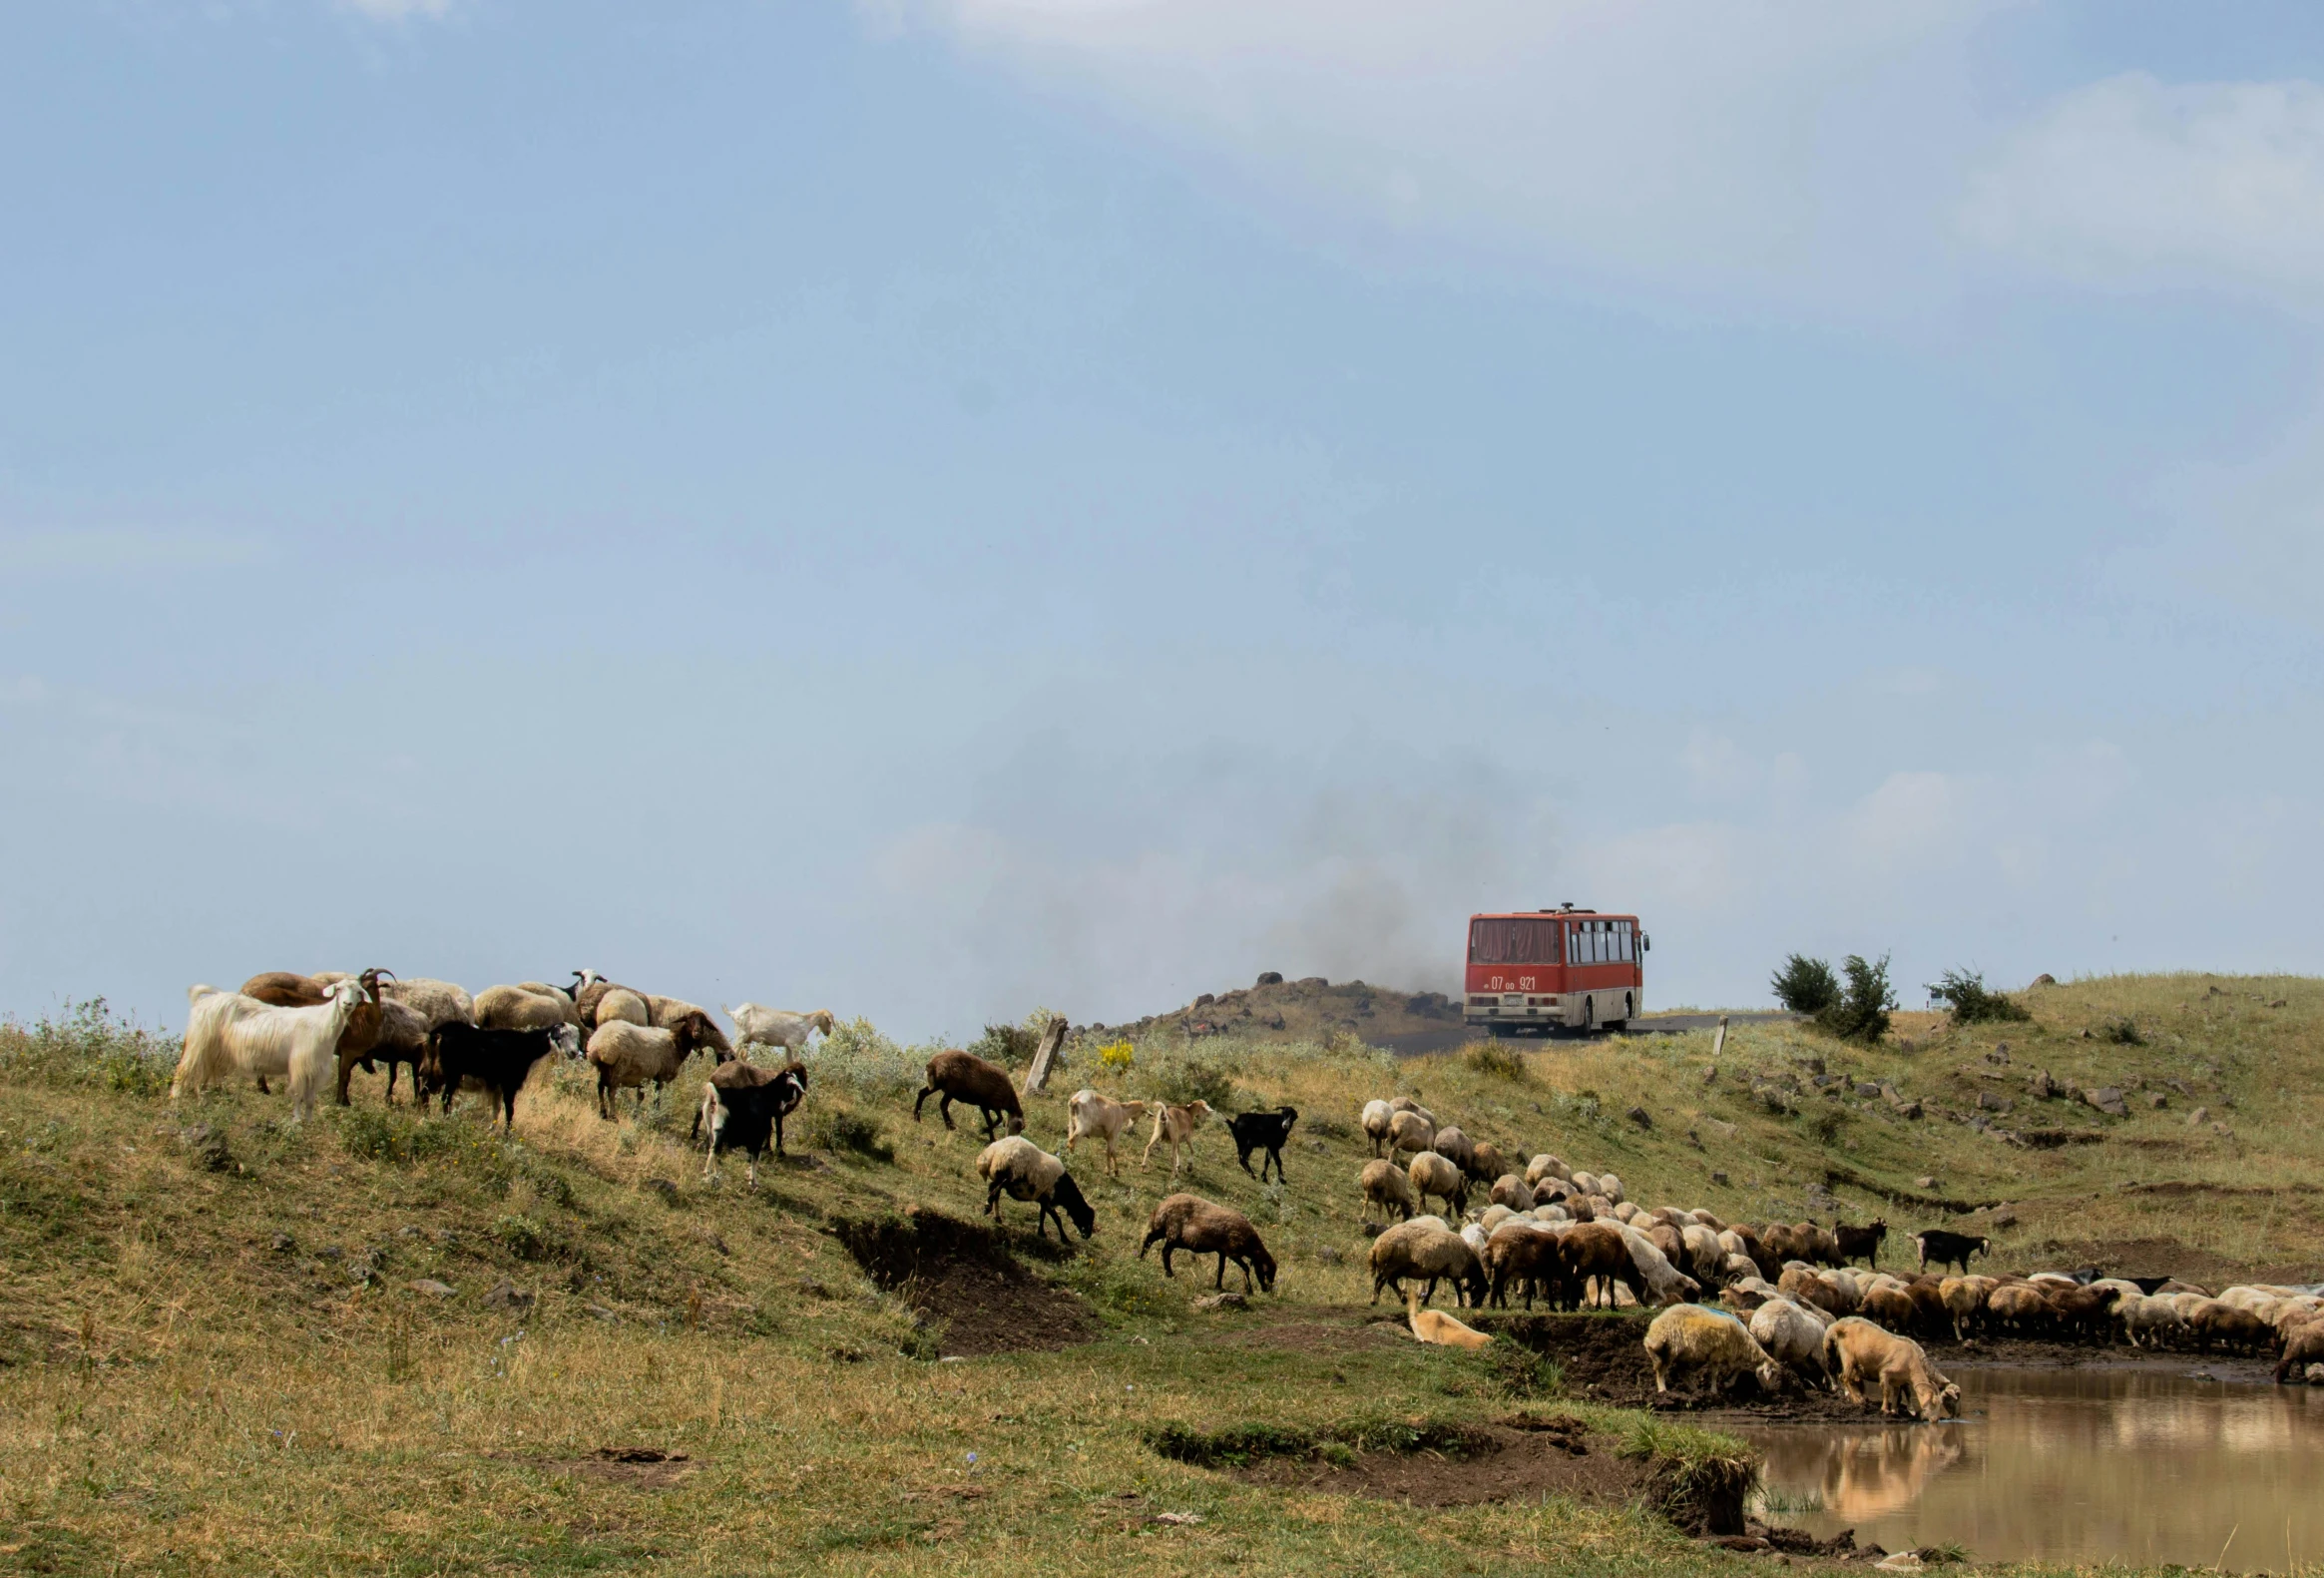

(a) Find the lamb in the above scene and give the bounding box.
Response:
[1139,1193,1275,1293]
[1370,1219,1486,1308]
[1360,1099,1396,1157]
[1913,1229,1991,1276]
[1822,1316,1961,1419]
[724,1004,837,1057]
[1751,1298,1835,1388]
[1643,1305,1789,1397]
[1834,1219,1888,1268]
[913,1050,1025,1140]
[1142,1099,1214,1178]
[1406,1288,1494,1349]
[172,978,372,1121]
[1359,1159,1418,1224]
[1386,1109,1436,1157]
[976,1136,1097,1243]
[1064,1089,1148,1177]
[1406,1151,1469,1217]
[585,1011,725,1120]
[419,1020,580,1129]
[695,1060,808,1186]
[1224,1106,1298,1183]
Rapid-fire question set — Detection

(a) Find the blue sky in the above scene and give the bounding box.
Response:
[6,1,2324,1037]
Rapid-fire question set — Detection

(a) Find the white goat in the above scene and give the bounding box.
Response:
[724,1004,836,1056]
[172,978,371,1121]
[1064,1088,1148,1178]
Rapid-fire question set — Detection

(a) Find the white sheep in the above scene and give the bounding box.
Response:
[380,977,475,1028]
[1489,1174,1535,1212]
[1406,1151,1468,1217]
[595,988,652,1028]
[1643,1305,1788,1397]
[1617,1223,1703,1307]
[1387,1109,1437,1157]
[1064,1089,1149,1178]
[172,978,371,1121]
[476,985,577,1033]
[1525,1152,1571,1187]
[1369,1219,1484,1307]
[1360,1158,1417,1223]
[1429,1125,1476,1174]
[1360,1099,1396,1157]
[585,1011,723,1120]
[977,1136,1097,1241]
[1750,1298,1834,1387]
[725,1005,836,1056]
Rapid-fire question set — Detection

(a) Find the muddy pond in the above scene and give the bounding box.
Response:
[1739,1365,2324,1571]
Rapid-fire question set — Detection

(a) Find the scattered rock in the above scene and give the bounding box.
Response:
[1990,1207,2018,1229]
[645,1179,681,1203]
[1626,1105,1652,1129]
[2189,1107,2210,1126]
[180,1124,233,1173]
[1710,1171,1729,1187]
[1193,993,1215,1007]
[269,1232,296,1254]
[1359,1221,1386,1239]
[1990,1044,2010,1061]
[1915,1177,1940,1191]
[2270,999,2288,1009]
[2084,1086,2128,1118]
[2028,1070,2059,1099]
[1295,976,1328,988]
[1255,972,1283,986]
[2147,1092,2169,1110]
[1306,1139,1327,1153]
[406,1279,457,1299]
[483,1282,536,1313]
[315,1245,344,1262]
[1313,1246,1343,1267]
[1853,1081,1883,1099]
[2031,973,2057,986]
[1191,1293,1248,1313]
[1977,1092,2012,1114]
[2212,1122,2235,1138]
[1702,1064,1718,1086]
[585,1304,619,1321]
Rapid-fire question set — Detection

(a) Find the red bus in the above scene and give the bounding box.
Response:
[1464,905,1648,1035]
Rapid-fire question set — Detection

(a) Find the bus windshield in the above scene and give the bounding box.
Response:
[1469,918,1560,965]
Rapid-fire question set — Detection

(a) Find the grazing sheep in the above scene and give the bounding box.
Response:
[1643,1305,1788,1397]
[645,996,732,1058]
[2120,1292,2185,1349]
[1485,1220,1566,1310]
[1139,1193,1274,1293]
[976,1136,1097,1243]
[2186,1299,2277,1354]
[594,988,652,1028]
[585,1012,726,1120]
[1478,1204,1517,1234]
[1598,1173,1627,1206]
[695,1060,808,1186]
[238,970,339,1008]
[420,1020,580,1129]
[1570,1170,1601,1198]
[913,1050,1025,1140]
[1224,1107,1298,1183]
[1360,1159,1418,1224]
[1779,1266,1855,1321]
[173,979,372,1122]
[1985,1283,2052,1336]
[1859,1285,1919,1332]
[1429,1124,1475,1173]
[477,984,579,1034]
[1525,1152,1571,1187]
[1360,1099,1396,1157]
[1490,1174,1535,1213]
[1823,1316,1961,1419]
[1064,1089,1147,1177]
[1406,1151,1469,1217]
[1617,1224,1703,1308]
[2273,1317,2324,1384]
[1679,1223,1729,1288]
[1467,1141,1509,1185]
[1387,1109,1436,1157]
[1564,1221,1647,1310]
[1751,1298,1835,1388]
[569,973,632,1030]
[1834,1219,1888,1269]
[1142,1100,1214,1178]
[1370,1219,1486,1308]
[724,1005,836,1057]
[1406,1288,1494,1349]
[375,977,474,1029]
[1914,1229,1991,1276]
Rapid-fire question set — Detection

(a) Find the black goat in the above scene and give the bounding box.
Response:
[1834,1218,1888,1268]
[695,1061,808,1187]
[419,1021,578,1130]
[1913,1228,1991,1275]
[1224,1106,1299,1183]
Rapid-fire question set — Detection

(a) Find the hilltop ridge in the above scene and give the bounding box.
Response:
[1084,971,1466,1055]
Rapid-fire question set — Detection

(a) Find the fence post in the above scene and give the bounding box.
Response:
[1024,1016,1068,1095]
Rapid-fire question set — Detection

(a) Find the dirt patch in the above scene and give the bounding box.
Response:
[1212,1311,1413,1356]
[544,1447,695,1488]
[831,1207,1095,1358]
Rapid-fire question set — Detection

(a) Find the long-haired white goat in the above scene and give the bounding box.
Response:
[723,1005,836,1056]
[172,978,371,1121]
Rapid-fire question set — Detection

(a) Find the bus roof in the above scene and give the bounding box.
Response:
[1469,909,1636,921]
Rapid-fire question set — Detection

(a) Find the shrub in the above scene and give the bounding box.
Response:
[2100,1018,2144,1046]
[1816,954,1896,1044]
[808,1107,896,1163]
[1147,1055,1240,1110]
[1770,955,1841,1016]
[1463,1043,1532,1083]
[1095,1041,1135,1074]
[1927,969,2031,1024]
[968,1023,1037,1068]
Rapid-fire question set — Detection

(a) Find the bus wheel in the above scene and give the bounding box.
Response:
[1582,997,1597,1034]
[1608,992,1632,1032]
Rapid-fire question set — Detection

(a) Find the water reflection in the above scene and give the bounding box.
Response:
[1742,1369,2324,1572]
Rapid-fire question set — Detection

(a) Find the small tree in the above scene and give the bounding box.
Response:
[1818,953,1897,1044]
[1927,969,2031,1025]
[1771,954,1841,1015]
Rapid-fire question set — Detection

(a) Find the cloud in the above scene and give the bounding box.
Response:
[875,0,2003,303]
[1965,73,2324,313]
[1844,770,1973,874]
[0,528,264,575]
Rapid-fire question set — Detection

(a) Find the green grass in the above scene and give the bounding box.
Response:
[1,972,2320,1574]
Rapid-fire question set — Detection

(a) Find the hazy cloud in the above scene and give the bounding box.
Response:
[0,528,264,575]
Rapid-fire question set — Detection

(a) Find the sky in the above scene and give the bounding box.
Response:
[5,1,2324,1038]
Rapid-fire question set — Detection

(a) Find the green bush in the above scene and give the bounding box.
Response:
[0,999,178,1094]
[808,1107,895,1163]
[1816,954,1896,1044]
[1927,969,2031,1024]
[1463,1043,1532,1082]
[1770,955,1841,1015]
[1147,1055,1240,1109]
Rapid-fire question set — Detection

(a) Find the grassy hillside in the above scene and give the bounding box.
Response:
[0,972,2317,1575]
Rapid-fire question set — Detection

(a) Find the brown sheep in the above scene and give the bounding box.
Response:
[1563,1221,1646,1310]
[2187,1300,2276,1354]
[1360,1159,1417,1224]
[2273,1315,2324,1384]
[1940,1275,1997,1340]
[1823,1316,1961,1419]
[913,1050,1024,1140]
[1859,1285,1918,1332]
[1484,1222,1565,1310]
[1140,1193,1275,1293]
[1985,1283,2053,1336]
[1467,1140,1509,1185]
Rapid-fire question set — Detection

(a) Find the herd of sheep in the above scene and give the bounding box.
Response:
[161,971,2323,1395]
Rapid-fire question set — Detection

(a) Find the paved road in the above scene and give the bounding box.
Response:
[1377,1011,1796,1058]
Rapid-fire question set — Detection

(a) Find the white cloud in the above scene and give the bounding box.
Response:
[1844,770,1973,874]
[876,0,2003,303]
[1965,73,2324,312]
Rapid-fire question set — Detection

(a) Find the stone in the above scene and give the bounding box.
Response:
[180,1124,233,1173]
[2213,1122,2235,1138]
[1193,993,1215,1007]
[1295,976,1328,988]
[1990,1207,2018,1228]
[586,1304,619,1321]
[406,1279,457,1299]
[1626,1105,1652,1129]
[2148,1092,2169,1110]
[1978,1091,2012,1113]
[1915,1177,1940,1191]
[2189,1107,2210,1126]
[1192,1293,1248,1313]
[2085,1086,2128,1118]
[1710,1171,1729,1187]
[2028,1070,2059,1099]
[2031,973,2057,986]
[1255,972,1283,986]
[269,1232,296,1254]
[1313,1246,1343,1266]
[1990,1044,2010,1061]
[1854,1081,1883,1099]
[482,1282,535,1313]
[646,1179,681,1203]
